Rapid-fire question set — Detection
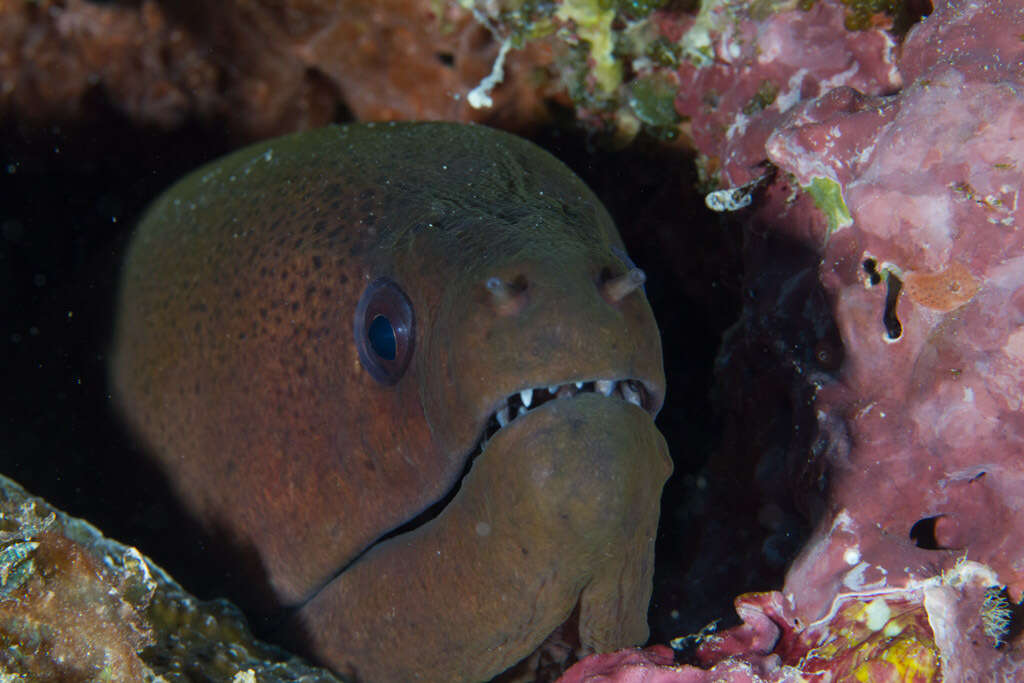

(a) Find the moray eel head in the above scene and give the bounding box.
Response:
[112,122,671,681]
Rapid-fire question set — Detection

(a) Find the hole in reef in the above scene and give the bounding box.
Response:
[909,515,945,549]
[862,258,882,286]
[883,272,903,340]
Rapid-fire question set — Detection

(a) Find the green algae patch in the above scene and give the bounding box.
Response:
[806,176,853,238]
[628,73,682,127]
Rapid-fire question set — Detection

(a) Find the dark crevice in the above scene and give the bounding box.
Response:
[862,258,882,286]
[883,271,903,340]
[909,515,944,549]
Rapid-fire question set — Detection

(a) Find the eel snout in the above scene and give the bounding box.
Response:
[285,393,672,682]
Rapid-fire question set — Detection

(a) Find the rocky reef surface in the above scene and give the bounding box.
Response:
[0,473,343,682]
[0,0,561,139]
[560,0,1024,679]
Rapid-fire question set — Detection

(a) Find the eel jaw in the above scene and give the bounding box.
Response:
[473,378,655,457]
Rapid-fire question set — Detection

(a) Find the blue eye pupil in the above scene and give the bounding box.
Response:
[368,315,396,360]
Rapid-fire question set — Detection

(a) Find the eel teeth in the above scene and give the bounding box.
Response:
[620,380,643,408]
[475,379,653,454]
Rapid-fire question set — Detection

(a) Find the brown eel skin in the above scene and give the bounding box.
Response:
[111,122,672,681]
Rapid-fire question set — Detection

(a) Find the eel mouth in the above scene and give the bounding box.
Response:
[473,378,655,457]
[348,378,656,556]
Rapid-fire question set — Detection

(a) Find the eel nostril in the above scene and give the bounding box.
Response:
[601,267,646,304]
[485,274,528,315]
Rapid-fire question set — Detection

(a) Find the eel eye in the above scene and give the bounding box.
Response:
[355,278,414,385]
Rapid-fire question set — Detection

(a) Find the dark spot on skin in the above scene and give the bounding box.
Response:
[313,255,323,270]
[239,332,247,340]
[294,238,304,249]
[306,286,316,301]
[233,289,242,300]
[313,220,327,234]
[291,302,300,312]
[260,308,268,319]
[281,270,290,281]
[260,267,269,277]
[436,52,455,66]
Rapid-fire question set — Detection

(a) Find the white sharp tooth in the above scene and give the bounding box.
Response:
[520,388,533,408]
[596,380,615,396]
[517,405,527,417]
[620,381,642,407]
[575,381,583,389]
[548,384,559,394]
[497,406,510,427]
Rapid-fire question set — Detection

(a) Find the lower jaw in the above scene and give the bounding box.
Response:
[493,601,585,683]
[286,396,672,682]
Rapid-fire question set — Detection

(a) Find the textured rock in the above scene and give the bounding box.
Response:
[0,473,343,682]
[562,0,1024,679]
[764,3,1024,676]
[0,0,559,139]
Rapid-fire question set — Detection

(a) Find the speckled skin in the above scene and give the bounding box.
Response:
[112,122,671,680]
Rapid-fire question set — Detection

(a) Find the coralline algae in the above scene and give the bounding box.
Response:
[561,0,1024,679]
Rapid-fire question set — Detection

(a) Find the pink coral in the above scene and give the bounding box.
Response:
[565,0,1024,679]
[668,0,902,189]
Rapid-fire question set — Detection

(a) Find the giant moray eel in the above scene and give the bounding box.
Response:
[112,122,672,681]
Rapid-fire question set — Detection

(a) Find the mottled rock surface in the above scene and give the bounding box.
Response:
[0,0,560,139]
[0,473,343,683]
